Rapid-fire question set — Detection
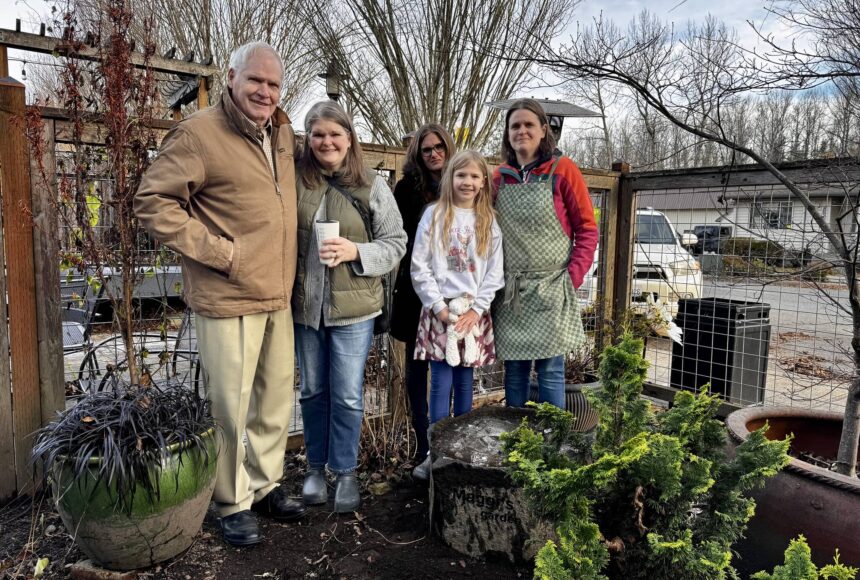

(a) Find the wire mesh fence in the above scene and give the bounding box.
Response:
[57,154,857,435]
[634,178,854,412]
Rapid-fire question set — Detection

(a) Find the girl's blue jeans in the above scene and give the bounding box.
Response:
[504,356,565,408]
[429,361,474,423]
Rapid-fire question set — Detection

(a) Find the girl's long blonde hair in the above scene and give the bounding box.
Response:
[430,150,495,258]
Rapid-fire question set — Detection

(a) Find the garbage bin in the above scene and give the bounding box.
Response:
[670,298,770,404]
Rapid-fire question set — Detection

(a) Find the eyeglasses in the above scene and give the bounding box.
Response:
[420,143,446,157]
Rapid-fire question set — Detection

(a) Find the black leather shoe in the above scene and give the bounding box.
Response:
[220,510,262,547]
[251,486,308,522]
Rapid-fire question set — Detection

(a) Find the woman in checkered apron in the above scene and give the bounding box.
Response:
[491,99,599,409]
[411,151,505,475]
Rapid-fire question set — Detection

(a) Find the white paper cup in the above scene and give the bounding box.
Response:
[316,220,339,265]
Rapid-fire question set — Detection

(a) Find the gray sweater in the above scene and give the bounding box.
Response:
[299,175,406,329]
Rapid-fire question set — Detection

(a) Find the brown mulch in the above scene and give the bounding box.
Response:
[0,456,532,580]
[777,353,853,382]
[776,331,814,342]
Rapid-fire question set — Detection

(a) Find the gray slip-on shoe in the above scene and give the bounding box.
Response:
[333,473,360,513]
[302,468,328,506]
[412,455,431,481]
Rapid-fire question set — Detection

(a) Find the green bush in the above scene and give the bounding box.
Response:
[502,333,791,580]
[751,536,858,580]
[724,237,810,268]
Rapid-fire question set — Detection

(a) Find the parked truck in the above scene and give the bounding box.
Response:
[579,209,703,316]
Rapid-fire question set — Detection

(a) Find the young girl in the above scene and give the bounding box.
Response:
[410,150,504,473]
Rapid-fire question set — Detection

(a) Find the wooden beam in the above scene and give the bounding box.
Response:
[0,28,220,78]
[600,173,620,346]
[0,78,41,495]
[608,162,636,340]
[30,118,64,426]
[197,76,208,111]
[629,158,860,191]
[583,173,621,191]
[581,168,622,191]
[0,112,16,503]
[55,118,172,146]
[0,44,8,78]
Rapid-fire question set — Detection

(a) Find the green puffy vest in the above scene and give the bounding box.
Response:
[294,172,383,323]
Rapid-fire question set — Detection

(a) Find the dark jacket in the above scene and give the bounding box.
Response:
[390,171,438,343]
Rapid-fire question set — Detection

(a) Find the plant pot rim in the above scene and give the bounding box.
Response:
[726,406,860,493]
[57,426,217,467]
[567,379,600,392]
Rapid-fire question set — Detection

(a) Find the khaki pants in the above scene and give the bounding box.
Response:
[196,309,295,517]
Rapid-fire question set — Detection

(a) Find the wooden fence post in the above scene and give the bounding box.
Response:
[0,77,42,496]
[0,89,15,502]
[30,118,64,425]
[603,162,636,341]
[0,45,8,78]
[197,76,208,111]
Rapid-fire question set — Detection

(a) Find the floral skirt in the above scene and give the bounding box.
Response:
[413,306,496,367]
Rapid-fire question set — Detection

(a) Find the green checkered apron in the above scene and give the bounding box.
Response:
[492,158,585,360]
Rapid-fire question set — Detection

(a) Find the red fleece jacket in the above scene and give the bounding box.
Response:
[492,156,598,289]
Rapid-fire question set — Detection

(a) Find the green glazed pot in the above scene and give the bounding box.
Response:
[52,428,218,570]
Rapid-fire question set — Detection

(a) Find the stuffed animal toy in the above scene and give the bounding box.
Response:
[446,296,480,367]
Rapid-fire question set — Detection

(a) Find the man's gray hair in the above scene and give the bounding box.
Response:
[228,41,284,76]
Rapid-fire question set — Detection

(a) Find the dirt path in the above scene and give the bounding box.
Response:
[0,465,531,579]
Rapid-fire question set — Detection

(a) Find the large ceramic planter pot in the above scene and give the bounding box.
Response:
[52,429,218,570]
[528,378,600,432]
[726,407,860,574]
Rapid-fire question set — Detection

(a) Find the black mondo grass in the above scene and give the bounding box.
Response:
[32,385,217,515]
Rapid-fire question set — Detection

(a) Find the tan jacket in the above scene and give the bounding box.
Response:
[134,93,297,317]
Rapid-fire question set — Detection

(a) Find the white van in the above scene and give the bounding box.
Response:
[578,209,702,316]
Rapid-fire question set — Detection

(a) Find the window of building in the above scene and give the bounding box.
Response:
[751,201,792,229]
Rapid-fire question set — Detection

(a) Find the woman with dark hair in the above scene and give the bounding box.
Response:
[390,124,456,481]
[293,101,406,512]
[491,98,598,410]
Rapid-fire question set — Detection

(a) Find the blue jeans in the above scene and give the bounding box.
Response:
[504,356,565,408]
[404,337,430,460]
[429,361,474,423]
[295,318,374,474]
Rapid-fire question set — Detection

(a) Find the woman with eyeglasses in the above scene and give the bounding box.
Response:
[390,124,456,481]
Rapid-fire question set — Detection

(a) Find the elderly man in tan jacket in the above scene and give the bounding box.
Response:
[135,41,306,547]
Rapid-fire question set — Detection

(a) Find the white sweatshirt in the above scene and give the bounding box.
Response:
[410,204,504,316]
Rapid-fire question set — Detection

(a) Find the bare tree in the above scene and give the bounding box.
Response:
[564,78,616,168]
[58,0,317,115]
[826,78,860,157]
[788,89,826,160]
[751,91,794,162]
[300,0,576,148]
